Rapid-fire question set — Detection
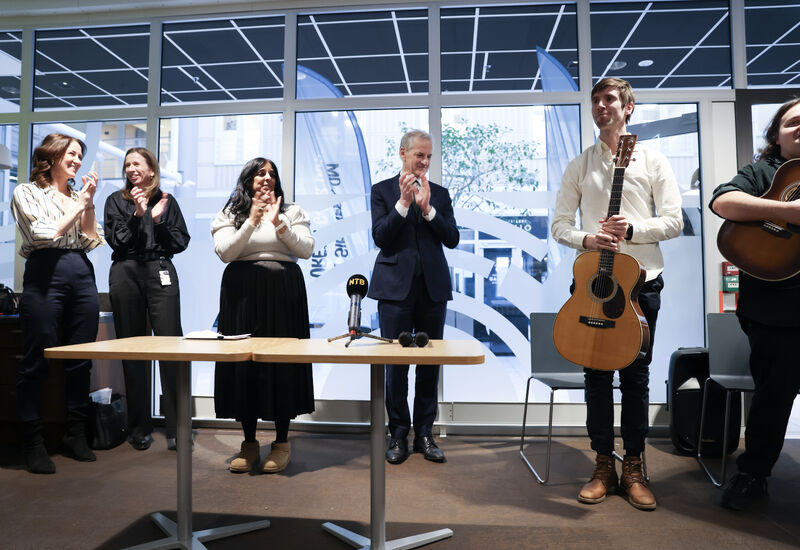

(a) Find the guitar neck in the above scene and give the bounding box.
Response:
[606,167,625,219]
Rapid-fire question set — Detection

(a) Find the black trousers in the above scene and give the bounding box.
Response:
[379,274,447,440]
[18,249,99,423]
[109,258,183,438]
[736,318,800,478]
[583,274,663,457]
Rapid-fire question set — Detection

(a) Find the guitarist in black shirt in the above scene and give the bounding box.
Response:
[710,97,800,511]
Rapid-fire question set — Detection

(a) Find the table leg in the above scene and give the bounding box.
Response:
[322,363,452,550]
[123,361,269,550]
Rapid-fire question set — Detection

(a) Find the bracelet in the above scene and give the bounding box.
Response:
[84,205,95,211]
[275,220,287,233]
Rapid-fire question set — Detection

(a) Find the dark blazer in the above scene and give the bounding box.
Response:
[367,174,459,303]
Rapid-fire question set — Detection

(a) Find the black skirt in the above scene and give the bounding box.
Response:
[214,260,314,421]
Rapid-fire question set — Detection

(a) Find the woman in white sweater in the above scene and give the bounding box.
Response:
[211,157,314,474]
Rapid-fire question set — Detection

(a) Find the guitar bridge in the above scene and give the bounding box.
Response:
[579,316,616,329]
[760,221,792,239]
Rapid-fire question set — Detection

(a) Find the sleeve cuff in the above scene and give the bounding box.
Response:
[394,201,409,218]
[422,205,437,222]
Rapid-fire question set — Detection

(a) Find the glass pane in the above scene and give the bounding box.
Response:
[34,26,149,110]
[30,120,147,285]
[0,31,22,113]
[295,108,427,399]
[628,103,704,401]
[439,105,580,402]
[0,125,18,287]
[590,1,732,89]
[441,4,578,93]
[158,113,283,400]
[745,1,800,87]
[297,10,428,98]
[162,16,285,105]
[751,103,781,160]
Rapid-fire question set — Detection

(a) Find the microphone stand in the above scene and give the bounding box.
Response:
[328,329,393,348]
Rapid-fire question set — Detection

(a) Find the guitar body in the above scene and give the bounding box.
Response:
[553,251,650,371]
[717,159,800,281]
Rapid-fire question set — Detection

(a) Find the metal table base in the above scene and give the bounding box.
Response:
[321,364,453,550]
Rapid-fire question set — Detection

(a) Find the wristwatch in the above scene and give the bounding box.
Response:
[625,223,633,241]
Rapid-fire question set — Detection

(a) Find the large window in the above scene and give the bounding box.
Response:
[441,4,578,93]
[297,9,428,97]
[161,16,285,104]
[295,108,427,399]
[30,120,147,287]
[34,26,150,110]
[744,1,800,87]
[0,31,21,113]
[590,1,732,89]
[0,124,17,287]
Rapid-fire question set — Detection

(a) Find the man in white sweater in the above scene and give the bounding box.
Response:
[551,77,683,511]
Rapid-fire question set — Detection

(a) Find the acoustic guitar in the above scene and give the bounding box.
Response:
[716,158,800,281]
[553,135,650,371]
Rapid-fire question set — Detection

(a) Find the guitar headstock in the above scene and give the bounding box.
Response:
[614,134,637,168]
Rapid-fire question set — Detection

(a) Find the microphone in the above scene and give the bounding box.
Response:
[346,274,369,336]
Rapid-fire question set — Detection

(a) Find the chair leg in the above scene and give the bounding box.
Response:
[696,378,729,487]
[519,377,552,484]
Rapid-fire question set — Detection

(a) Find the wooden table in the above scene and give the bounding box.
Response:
[46,336,484,550]
[252,338,485,550]
[45,336,273,550]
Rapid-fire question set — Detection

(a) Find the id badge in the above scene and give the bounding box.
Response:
[159,270,172,286]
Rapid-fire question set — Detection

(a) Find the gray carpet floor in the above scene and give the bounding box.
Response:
[1,430,798,549]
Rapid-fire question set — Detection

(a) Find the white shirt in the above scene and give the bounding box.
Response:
[11,183,105,258]
[551,140,683,281]
[211,202,314,263]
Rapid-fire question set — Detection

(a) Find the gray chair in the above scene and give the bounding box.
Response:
[697,312,754,487]
[520,312,646,483]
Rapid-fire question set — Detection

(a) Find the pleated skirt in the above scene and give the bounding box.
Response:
[213,260,315,421]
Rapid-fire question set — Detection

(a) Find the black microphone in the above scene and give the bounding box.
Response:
[346,274,369,336]
[414,331,429,347]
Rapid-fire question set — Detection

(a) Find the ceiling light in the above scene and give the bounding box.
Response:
[610,61,627,71]
[638,59,654,67]
[55,81,73,90]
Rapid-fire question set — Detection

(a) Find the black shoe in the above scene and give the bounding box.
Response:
[413,435,446,463]
[721,473,768,511]
[62,435,96,462]
[386,438,408,464]
[25,441,56,474]
[128,433,154,451]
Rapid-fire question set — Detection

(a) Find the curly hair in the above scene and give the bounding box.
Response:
[758,97,800,160]
[223,157,286,230]
[30,133,86,189]
[121,147,161,201]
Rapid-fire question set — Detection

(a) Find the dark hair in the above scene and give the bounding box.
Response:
[223,157,286,229]
[121,147,160,201]
[30,133,86,189]
[759,97,800,160]
[591,77,635,123]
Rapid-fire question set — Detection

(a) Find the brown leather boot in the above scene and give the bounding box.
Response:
[578,453,618,504]
[620,455,656,510]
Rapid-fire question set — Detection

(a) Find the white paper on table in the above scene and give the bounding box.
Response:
[184,330,251,340]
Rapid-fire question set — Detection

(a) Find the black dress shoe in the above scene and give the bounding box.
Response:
[413,435,445,463]
[721,473,768,511]
[128,433,154,451]
[386,438,408,464]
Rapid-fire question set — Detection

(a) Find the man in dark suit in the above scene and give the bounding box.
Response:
[368,129,460,465]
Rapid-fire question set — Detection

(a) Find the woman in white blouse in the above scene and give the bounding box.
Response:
[211,157,314,474]
[10,133,105,474]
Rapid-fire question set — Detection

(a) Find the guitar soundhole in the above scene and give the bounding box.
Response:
[589,274,617,301]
